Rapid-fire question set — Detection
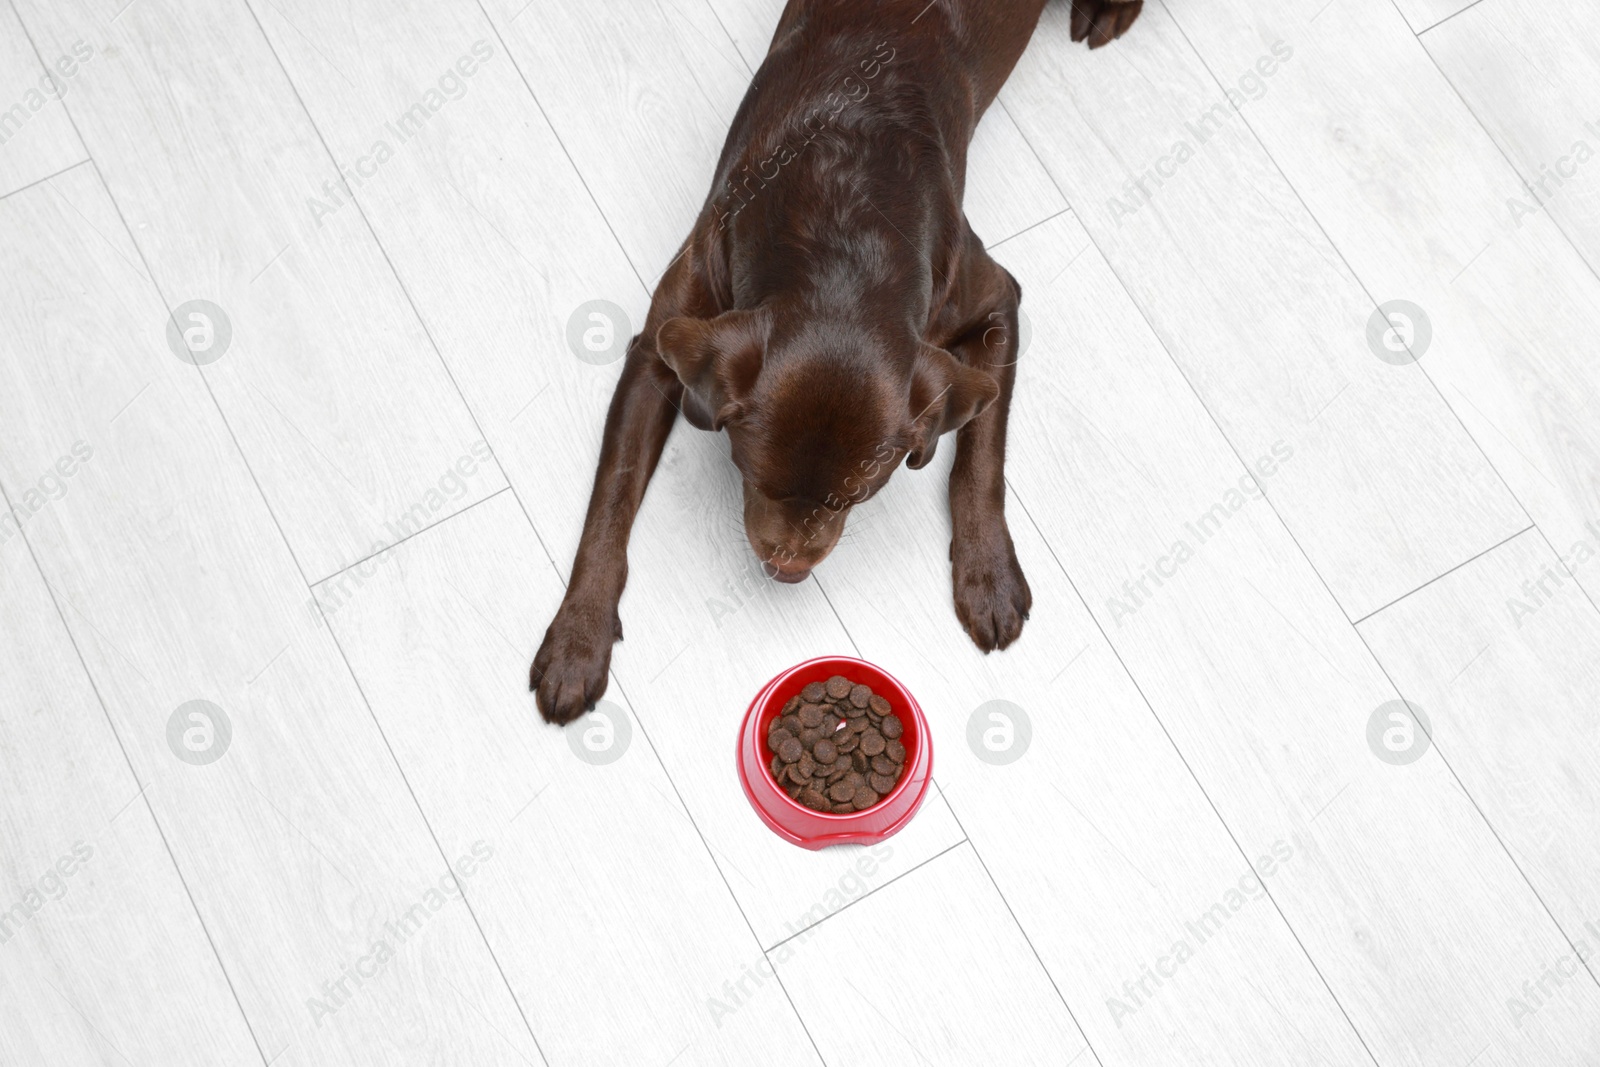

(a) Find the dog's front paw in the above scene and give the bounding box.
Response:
[1070,0,1143,49]
[952,525,1033,653]
[531,599,622,725]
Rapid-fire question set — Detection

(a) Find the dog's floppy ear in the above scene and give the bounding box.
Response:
[904,343,1000,469]
[655,308,771,430]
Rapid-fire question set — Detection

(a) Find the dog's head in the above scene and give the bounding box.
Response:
[656,306,997,582]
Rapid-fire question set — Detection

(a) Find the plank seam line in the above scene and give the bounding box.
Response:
[0,156,91,203]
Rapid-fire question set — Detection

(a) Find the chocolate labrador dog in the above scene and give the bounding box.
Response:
[533,0,1142,723]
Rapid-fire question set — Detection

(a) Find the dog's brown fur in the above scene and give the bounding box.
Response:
[533,0,1142,723]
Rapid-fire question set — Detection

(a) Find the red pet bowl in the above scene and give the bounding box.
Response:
[737,655,933,850]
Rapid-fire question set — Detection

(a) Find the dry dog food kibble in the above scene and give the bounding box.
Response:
[767,675,907,813]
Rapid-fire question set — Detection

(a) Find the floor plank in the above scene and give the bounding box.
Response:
[810,452,1372,1062]
[12,0,506,581]
[998,209,1600,1066]
[0,513,260,1066]
[321,491,822,1067]
[481,0,750,282]
[1359,529,1600,972]
[998,0,1526,623]
[0,164,538,1066]
[701,0,775,68]
[1158,0,1600,620]
[244,0,639,576]
[1424,0,1600,276]
[772,845,1088,1067]
[0,2,84,198]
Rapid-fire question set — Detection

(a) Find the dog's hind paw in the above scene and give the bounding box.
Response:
[952,526,1033,653]
[531,600,621,725]
[1070,0,1143,49]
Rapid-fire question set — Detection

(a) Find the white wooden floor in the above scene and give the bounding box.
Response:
[2,0,1598,1063]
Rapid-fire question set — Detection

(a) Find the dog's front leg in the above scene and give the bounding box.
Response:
[947,262,1032,652]
[531,339,683,723]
